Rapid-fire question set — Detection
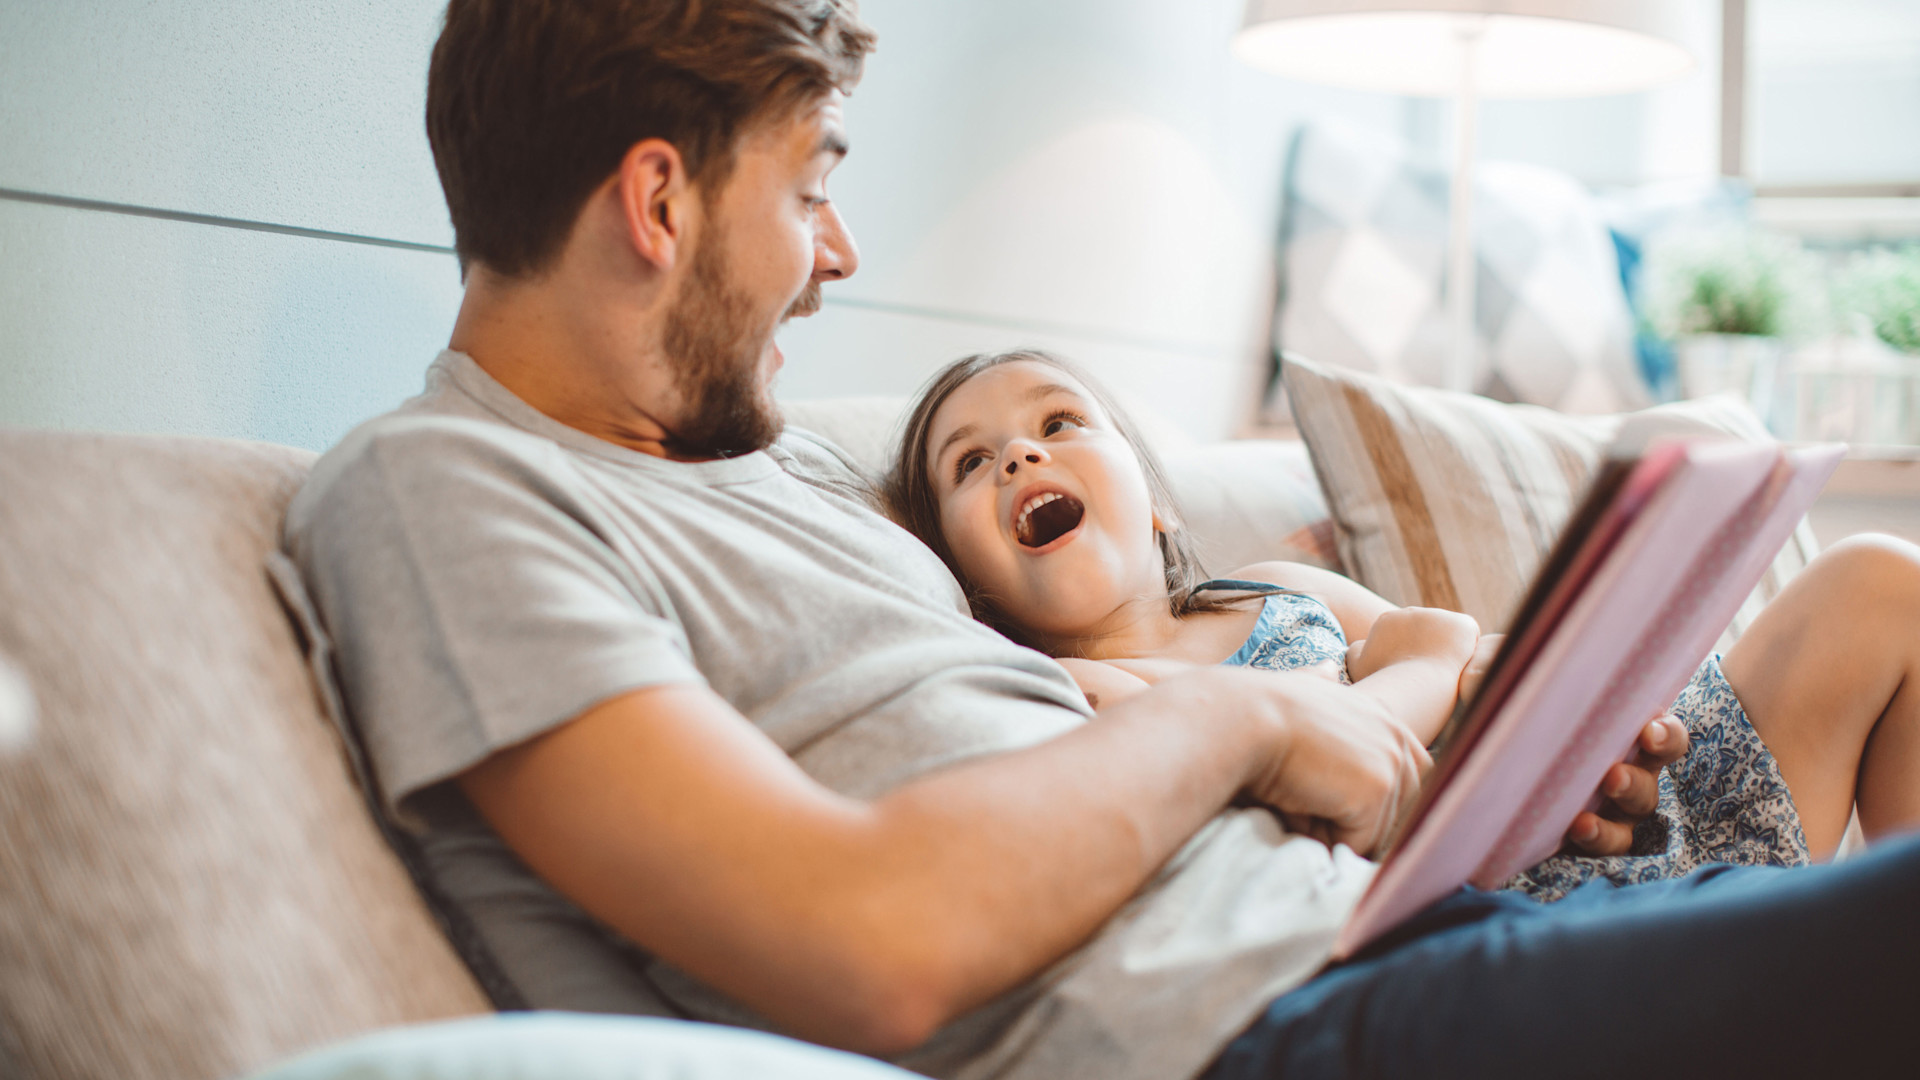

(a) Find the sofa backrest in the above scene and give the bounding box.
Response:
[0,410,1334,1079]
[0,431,489,1080]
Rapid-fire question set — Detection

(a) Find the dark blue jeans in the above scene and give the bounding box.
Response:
[1202,831,1920,1079]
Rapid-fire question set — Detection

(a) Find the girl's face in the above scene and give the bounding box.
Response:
[925,361,1168,643]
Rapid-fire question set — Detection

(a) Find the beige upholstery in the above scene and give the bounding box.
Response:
[0,432,489,1080]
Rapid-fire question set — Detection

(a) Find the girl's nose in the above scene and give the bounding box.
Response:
[1001,442,1046,478]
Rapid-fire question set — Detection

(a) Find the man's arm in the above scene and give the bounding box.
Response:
[458,668,1427,1055]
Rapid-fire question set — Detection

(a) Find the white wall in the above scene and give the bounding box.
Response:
[0,0,1465,450]
[777,0,1407,439]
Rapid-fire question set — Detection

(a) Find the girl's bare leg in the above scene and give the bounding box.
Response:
[1720,533,1920,859]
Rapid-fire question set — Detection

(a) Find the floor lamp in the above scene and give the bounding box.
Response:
[1233,1,1695,393]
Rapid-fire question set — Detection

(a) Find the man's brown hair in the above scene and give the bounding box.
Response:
[427,0,875,277]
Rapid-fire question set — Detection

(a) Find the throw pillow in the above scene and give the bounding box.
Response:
[1273,122,1651,415]
[1282,354,1818,648]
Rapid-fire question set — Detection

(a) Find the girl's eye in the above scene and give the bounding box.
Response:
[953,451,988,483]
[1042,411,1088,437]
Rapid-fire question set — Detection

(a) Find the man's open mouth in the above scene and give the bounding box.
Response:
[1015,492,1086,548]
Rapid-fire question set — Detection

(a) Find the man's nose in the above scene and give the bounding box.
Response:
[813,201,860,282]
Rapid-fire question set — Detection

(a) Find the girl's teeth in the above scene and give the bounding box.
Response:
[1015,492,1063,540]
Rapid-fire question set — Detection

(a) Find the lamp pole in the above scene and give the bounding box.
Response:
[1445,16,1485,394]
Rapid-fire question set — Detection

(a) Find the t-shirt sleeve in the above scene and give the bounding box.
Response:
[286,417,703,810]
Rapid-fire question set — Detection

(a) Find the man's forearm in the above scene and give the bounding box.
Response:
[457,671,1282,1054]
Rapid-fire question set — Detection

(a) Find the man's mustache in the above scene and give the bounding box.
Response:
[784,282,822,321]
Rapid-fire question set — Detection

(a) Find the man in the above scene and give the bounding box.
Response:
[286,2,1920,1077]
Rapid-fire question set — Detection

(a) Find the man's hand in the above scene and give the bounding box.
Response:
[1232,670,1433,856]
[1563,713,1689,855]
[1345,607,1480,684]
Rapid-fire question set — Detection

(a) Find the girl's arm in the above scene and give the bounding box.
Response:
[1340,607,1480,745]
[1226,561,1480,744]
[1227,560,1397,642]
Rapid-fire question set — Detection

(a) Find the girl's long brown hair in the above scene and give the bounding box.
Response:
[884,348,1274,650]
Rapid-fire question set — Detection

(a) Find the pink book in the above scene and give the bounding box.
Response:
[1332,439,1846,960]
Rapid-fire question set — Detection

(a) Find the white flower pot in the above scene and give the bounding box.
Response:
[1676,333,1789,433]
[1781,333,1920,447]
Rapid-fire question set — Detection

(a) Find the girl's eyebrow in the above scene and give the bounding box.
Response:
[1025,383,1082,403]
[933,423,977,466]
[931,383,1088,467]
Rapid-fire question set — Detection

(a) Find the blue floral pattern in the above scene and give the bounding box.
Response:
[1503,655,1809,902]
[1203,580,1350,683]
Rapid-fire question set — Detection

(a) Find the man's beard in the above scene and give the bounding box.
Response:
[658,230,811,458]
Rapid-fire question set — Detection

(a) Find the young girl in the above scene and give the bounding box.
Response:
[886,348,1920,898]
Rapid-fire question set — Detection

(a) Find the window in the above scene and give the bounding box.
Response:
[1724,0,1920,196]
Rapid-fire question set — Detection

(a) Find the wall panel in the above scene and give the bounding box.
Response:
[0,199,461,451]
[2,0,1408,445]
[0,0,450,245]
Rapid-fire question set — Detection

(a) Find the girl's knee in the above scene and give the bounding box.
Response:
[1812,526,1920,572]
[1803,534,1920,611]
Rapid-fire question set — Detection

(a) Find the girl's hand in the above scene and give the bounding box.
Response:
[1457,633,1505,703]
[1345,607,1480,683]
[1564,714,1689,855]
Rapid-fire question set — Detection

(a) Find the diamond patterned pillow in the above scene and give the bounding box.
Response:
[1274,122,1652,415]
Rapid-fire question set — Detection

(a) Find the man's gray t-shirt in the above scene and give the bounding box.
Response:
[285,351,1374,1080]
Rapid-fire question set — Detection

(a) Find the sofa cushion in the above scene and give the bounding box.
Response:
[1282,356,1819,646]
[0,431,490,1080]
[245,1013,923,1080]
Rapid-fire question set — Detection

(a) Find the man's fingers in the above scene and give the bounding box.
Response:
[1565,810,1635,856]
[1636,714,1688,769]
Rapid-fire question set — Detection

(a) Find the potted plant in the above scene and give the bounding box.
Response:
[1640,228,1824,431]
[1837,247,1920,356]
[1802,247,1920,445]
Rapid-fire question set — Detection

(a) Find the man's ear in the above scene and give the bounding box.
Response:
[615,138,695,272]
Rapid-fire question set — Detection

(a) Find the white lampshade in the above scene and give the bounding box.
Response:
[1235,0,1696,98]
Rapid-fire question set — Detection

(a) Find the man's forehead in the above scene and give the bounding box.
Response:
[746,90,850,160]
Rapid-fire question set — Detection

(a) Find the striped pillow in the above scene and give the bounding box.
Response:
[1283,354,1818,646]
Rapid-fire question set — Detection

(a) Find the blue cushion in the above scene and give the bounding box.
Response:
[247,1013,923,1080]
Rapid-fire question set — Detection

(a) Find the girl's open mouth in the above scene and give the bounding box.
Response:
[1015,491,1085,548]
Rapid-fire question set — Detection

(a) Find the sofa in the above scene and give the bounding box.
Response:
[0,405,1335,1080]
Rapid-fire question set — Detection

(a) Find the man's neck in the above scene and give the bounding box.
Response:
[448,264,703,461]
